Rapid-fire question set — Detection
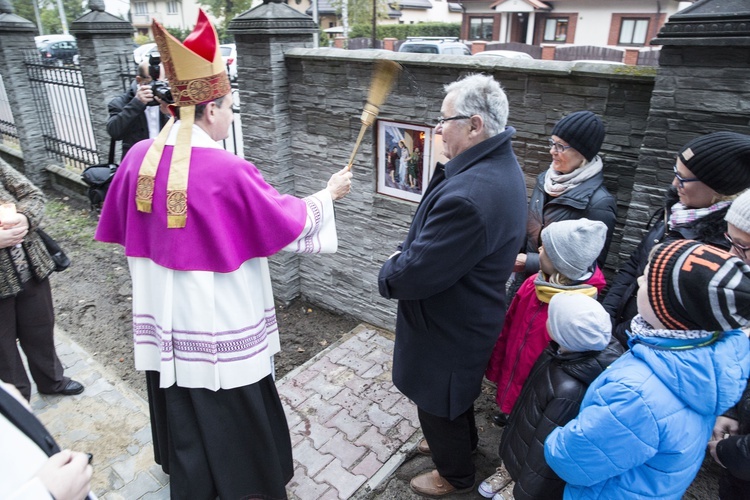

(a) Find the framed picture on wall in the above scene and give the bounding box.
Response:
[377,120,433,203]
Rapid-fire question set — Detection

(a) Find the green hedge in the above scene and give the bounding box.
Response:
[348,22,460,40]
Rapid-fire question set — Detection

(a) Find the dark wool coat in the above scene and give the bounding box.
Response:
[499,340,625,500]
[0,162,55,299]
[379,127,527,420]
[522,167,617,278]
[601,188,729,347]
[106,82,169,160]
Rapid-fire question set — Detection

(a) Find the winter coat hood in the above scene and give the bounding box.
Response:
[629,330,750,416]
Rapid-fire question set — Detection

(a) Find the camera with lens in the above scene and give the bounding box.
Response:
[147,54,173,106]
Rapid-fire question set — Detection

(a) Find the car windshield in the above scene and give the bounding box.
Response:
[221,47,233,57]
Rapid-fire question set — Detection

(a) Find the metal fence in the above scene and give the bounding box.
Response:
[25,51,98,172]
[0,75,19,150]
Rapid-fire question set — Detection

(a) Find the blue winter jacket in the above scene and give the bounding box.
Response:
[544,329,750,499]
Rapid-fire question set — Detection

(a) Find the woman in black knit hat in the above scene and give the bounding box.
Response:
[514,111,616,286]
[498,110,617,427]
[602,131,750,348]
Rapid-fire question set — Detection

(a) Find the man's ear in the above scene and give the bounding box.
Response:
[469,114,484,134]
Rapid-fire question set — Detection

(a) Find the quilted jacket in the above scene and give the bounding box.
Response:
[544,329,750,499]
[499,340,624,500]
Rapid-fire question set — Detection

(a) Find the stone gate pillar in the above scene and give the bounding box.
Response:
[617,0,750,260]
[70,0,133,163]
[228,0,318,303]
[0,0,49,185]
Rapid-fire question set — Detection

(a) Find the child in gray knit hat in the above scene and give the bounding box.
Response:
[484,218,608,441]
[480,293,624,500]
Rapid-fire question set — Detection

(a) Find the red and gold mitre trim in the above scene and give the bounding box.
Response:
[152,9,230,106]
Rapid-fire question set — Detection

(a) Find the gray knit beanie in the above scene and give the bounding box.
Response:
[677,131,750,195]
[726,190,750,234]
[541,218,608,280]
[551,111,605,162]
[548,293,612,352]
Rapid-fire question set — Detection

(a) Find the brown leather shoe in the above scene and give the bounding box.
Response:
[417,438,431,455]
[410,470,472,497]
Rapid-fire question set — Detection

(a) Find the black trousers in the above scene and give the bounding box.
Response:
[418,405,478,489]
[0,278,67,400]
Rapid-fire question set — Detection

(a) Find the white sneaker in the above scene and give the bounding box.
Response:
[492,481,515,500]
[478,466,512,498]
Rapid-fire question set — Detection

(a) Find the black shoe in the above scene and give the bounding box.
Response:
[41,379,84,396]
[492,412,509,427]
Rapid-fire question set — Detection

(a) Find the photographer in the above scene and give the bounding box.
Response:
[106,57,170,160]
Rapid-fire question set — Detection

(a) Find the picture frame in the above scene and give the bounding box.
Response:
[377,120,434,203]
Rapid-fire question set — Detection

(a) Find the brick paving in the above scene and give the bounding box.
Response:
[22,324,420,499]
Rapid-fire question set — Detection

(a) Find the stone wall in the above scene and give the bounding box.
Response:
[276,49,656,330]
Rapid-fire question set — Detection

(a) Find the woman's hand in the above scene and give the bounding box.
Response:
[513,253,527,273]
[327,167,353,201]
[0,226,27,248]
[35,450,93,500]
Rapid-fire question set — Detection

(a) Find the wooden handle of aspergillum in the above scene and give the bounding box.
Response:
[346,104,380,171]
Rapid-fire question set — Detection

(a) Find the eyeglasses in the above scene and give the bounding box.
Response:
[673,164,701,189]
[436,115,470,126]
[725,232,750,260]
[548,139,572,154]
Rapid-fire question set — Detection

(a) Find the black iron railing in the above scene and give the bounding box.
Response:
[25,51,98,172]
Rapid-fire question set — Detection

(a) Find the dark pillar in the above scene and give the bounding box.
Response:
[0,0,48,184]
[70,0,133,163]
[228,0,318,303]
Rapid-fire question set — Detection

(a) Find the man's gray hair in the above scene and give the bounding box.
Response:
[444,74,508,137]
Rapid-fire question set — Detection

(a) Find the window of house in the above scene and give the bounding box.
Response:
[543,18,568,42]
[167,1,178,14]
[134,2,147,15]
[619,18,649,45]
[469,17,494,41]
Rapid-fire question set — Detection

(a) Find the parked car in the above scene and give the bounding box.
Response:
[39,39,78,66]
[220,43,238,81]
[473,50,534,60]
[133,42,159,64]
[34,34,75,49]
[398,37,471,56]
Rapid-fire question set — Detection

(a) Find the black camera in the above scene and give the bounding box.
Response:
[147,54,173,106]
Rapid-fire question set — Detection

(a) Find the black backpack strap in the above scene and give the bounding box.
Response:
[108,138,116,165]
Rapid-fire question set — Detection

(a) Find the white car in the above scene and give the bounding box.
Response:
[474,50,533,60]
[220,44,238,81]
[398,37,471,56]
[133,43,158,64]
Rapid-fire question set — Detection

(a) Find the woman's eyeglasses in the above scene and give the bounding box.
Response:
[724,232,750,260]
[673,165,701,189]
[548,139,572,154]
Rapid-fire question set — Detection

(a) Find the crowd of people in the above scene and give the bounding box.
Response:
[1,10,750,500]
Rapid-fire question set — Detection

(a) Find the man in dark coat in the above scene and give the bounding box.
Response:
[106,60,170,161]
[378,74,527,497]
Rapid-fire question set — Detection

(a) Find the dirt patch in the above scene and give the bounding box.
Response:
[43,191,359,401]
